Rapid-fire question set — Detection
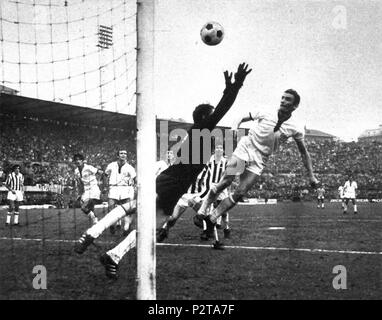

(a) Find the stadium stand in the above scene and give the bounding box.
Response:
[1,94,382,205]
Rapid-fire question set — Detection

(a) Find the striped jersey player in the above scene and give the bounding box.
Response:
[157,144,231,243]
[5,164,24,226]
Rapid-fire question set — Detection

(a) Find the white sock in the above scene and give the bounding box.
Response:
[123,215,133,231]
[14,213,19,224]
[107,229,136,264]
[6,213,12,224]
[354,205,357,212]
[214,226,219,241]
[202,220,207,231]
[88,206,127,238]
[224,213,229,227]
[88,211,97,224]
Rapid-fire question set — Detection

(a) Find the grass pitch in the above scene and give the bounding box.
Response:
[0,201,381,299]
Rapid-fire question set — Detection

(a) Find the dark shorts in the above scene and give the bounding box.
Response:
[81,198,99,213]
[156,173,189,216]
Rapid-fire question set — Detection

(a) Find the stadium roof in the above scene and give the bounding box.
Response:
[305,128,336,138]
[0,93,199,132]
[359,125,382,138]
[0,93,137,129]
[0,85,18,95]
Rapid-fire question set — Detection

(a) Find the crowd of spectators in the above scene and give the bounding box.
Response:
[1,114,382,204]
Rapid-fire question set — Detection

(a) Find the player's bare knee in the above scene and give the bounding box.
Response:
[225,157,245,176]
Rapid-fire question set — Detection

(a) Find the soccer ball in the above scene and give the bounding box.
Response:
[200,21,224,46]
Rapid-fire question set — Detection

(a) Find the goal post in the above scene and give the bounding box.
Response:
[136,0,157,300]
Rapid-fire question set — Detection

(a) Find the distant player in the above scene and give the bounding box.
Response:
[155,150,175,177]
[195,89,319,239]
[316,185,325,209]
[4,164,24,226]
[73,154,102,225]
[343,175,358,214]
[0,165,5,182]
[74,63,251,279]
[104,150,136,234]
[338,184,345,209]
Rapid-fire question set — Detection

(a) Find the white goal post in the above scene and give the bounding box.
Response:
[136,0,156,300]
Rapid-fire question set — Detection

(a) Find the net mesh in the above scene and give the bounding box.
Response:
[1,0,137,112]
[0,0,139,299]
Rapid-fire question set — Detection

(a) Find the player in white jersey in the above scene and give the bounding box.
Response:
[196,89,319,238]
[316,185,325,209]
[155,150,175,176]
[338,185,345,209]
[73,154,102,225]
[104,150,136,234]
[4,165,24,226]
[343,175,358,214]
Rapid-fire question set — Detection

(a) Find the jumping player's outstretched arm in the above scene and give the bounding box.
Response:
[231,113,255,130]
[203,63,252,130]
[295,139,319,188]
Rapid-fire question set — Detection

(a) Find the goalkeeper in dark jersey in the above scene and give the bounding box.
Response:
[74,63,252,279]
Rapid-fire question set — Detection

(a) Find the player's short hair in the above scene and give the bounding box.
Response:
[285,89,300,107]
[12,164,20,171]
[192,104,214,125]
[73,154,84,161]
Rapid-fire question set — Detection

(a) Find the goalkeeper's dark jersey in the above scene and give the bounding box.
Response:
[156,82,243,215]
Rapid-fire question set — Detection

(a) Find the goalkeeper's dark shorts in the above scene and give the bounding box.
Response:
[156,172,188,216]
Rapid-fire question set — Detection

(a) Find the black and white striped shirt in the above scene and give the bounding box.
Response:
[187,165,210,196]
[207,155,227,185]
[187,155,228,197]
[6,172,24,191]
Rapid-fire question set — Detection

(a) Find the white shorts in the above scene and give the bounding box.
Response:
[176,193,202,208]
[109,186,134,201]
[82,186,101,202]
[233,135,269,175]
[344,193,356,200]
[7,191,23,202]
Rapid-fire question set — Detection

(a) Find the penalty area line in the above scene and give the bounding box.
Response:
[159,243,382,256]
[0,236,381,256]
